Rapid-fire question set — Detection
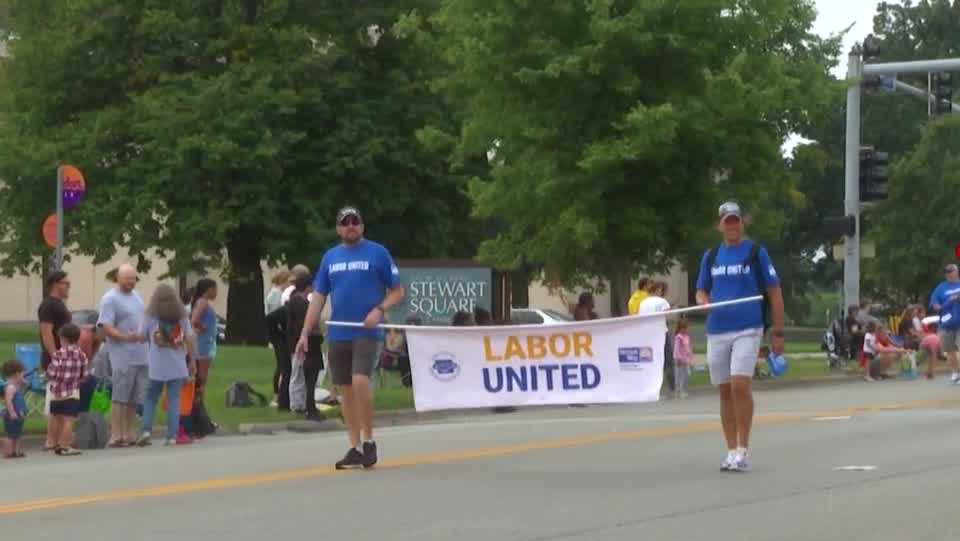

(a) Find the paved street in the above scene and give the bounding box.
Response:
[5,379,960,540]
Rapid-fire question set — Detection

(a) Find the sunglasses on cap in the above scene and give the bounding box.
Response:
[339,215,362,226]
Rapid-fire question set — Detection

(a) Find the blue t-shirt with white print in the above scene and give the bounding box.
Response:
[695,240,780,335]
[314,239,401,342]
[929,280,960,315]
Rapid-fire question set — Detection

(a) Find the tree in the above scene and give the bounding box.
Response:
[0,0,474,343]
[427,0,839,315]
[870,115,960,303]
[856,0,960,304]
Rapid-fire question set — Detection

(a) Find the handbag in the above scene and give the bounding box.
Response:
[161,380,196,416]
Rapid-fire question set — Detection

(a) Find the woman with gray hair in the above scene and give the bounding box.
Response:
[136,284,196,447]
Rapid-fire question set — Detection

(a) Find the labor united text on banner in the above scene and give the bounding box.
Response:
[405,316,667,412]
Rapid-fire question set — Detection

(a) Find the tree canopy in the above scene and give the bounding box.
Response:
[426,0,840,314]
[0,0,474,342]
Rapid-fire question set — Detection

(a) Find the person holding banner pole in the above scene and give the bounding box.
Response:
[695,201,784,473]
[296,206,404,470]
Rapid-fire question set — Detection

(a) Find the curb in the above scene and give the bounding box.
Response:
[237,418,343,436]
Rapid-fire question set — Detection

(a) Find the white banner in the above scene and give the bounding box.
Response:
[405,315,667,411]
[327,297,761,412]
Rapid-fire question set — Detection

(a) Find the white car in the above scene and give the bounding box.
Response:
[510,308,573,325]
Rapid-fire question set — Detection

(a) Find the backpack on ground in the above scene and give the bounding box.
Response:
[73,411,109,449]
[703,241,772,331]
[225,381,269,408]
[185,400,217,437]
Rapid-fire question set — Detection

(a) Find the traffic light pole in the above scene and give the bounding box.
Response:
[894,80,960,112]
[844,54,960,310]
[843,50,862,312]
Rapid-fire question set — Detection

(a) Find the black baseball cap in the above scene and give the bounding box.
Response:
[336,206,362,224]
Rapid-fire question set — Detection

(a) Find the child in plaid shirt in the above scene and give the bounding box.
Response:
[45,323,87,456]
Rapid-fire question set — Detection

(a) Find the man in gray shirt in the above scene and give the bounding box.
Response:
[97,263,148,446]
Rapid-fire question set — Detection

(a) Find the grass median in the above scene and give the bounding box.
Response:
[1,325,834,434]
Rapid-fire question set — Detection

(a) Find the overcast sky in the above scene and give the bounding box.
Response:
[782,1,880,152]
[813,0,881,76]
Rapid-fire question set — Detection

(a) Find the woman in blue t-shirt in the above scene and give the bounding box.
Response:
[190,279,219,400]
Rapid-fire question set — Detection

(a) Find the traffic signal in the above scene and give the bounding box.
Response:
[824,215,856,238]
[933,72,953,115]
[859,146,889,202]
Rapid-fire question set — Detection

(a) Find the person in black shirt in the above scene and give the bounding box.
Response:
[38,271,72,370]
[844,305,863,361]
[37,270,72,450]
[266,273,324,420]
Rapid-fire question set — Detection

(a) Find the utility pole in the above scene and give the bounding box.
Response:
[843,49,862,311]
[843,51,960,310]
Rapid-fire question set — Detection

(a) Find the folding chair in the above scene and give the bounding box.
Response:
[14,343,47,417]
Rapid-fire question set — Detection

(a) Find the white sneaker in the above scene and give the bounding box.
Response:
[164,438,176,446]
[730,452,751,472]
[950,373,960,385]
[720,452,737,471]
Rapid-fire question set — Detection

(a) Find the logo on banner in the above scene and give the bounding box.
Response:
[431,352,461,381]
[618,346,652,370]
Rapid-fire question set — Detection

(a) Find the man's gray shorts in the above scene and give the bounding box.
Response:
[112,365,148,404]
[328,337,379,386]
[707,328,763,385]
[940,329,960,353]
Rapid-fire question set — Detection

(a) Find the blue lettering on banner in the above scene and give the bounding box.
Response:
[482,364,601,393]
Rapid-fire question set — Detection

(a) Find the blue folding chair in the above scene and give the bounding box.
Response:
[14,343,46,416]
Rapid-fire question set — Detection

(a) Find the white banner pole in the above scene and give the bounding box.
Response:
[326,295,763,331]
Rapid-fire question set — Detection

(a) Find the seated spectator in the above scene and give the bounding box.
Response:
[871,324,906,381]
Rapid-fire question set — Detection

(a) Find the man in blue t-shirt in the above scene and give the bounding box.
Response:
[695,201,785,473]
[296,206,404,470]
[929,264,960,384]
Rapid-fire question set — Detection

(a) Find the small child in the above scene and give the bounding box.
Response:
[45,324,88,456]
[2,359,27,458]
[863,322,878,382]
[921,322,941,380]
[672,320,693,399]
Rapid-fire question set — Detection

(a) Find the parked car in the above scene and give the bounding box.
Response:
[70,309,101,358]
[510,308,573,325]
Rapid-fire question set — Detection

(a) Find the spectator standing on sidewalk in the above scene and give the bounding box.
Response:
[137,284,196,447]
[929,264,960,384]
[639,281,674,393]
[97,263,148,447]
[672,320,694,399]
[46,324,87,456]
[628,277,651,315]
[296,206,405,470]
[38,270,71,451]
[573,293,599,321]
[190,279,219,399]
[695,201,785,473]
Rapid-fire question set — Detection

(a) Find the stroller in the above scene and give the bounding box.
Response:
[822,316,850,370]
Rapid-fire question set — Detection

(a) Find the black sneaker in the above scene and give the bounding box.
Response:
[335,448,364,470]
[361,441,378,469]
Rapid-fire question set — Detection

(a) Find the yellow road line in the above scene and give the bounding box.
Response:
[2,396,958,516]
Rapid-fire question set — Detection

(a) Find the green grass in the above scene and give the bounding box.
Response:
[0,324,833,434]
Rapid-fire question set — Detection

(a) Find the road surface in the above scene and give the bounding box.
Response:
[4,379,960,540]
